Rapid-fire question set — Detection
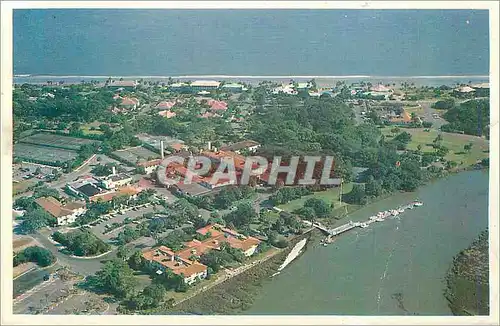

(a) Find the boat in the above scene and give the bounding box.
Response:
[271,272,281,277]
[397,208,405,213]
[360,222,368,228]
[322,243,328,247]
[413,201,423,207]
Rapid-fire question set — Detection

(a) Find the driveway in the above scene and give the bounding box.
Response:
[416,100,447,129]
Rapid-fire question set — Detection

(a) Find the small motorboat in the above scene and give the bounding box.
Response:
[413,201,423,207]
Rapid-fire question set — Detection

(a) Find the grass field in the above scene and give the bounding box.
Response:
[277,183,354,212]
[12,180,36,195]
[80,125,104,135]
[382,127,489,167]
[403,104,425,116]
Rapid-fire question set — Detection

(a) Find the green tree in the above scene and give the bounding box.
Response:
[345,184,367,205]
[117,245,131,261]
[365,175,383,197]
[20,208,53,233]
[303,198,331,218]
[296,206,316,222]
[464,142,473,153]
[92,259,138,298]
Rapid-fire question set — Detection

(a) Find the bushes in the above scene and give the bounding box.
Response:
[14,246,55,267]
[270,187,313,205]
[432,98,455,110]
[52,230,110,257]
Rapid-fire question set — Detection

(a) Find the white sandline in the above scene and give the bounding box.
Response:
[14,74,490,79]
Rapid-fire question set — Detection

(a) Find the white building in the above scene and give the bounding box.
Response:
[99,173,133,190]
[219,140,261,154]
[35,197,87,226]
[137,159,161,174]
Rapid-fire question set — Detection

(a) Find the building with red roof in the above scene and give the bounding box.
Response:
[158,110,177,119]
[142,224,261,284]
[207,99,228,111]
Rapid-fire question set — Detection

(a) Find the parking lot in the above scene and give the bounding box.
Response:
[12,162,61,183]
[44,291,108,315]
[13,275,72,314]
[87,204,160,241]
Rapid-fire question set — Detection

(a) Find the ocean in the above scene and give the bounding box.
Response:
[13,9,489,77]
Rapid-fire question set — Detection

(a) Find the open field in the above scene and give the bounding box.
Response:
[13,180,37,195]
[14,143,78,164]
[277,183,354,213]
[19,133,101,150]
[381,127,489,166]
[111,146,160,164]
[79,121,121,136]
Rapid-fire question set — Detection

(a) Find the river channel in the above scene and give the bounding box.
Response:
[245,170,489,315]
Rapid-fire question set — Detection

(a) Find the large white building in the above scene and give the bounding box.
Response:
[35,197,87,226]
[99,173,133,190]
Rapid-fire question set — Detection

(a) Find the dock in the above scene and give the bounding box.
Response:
[303,200,423,238]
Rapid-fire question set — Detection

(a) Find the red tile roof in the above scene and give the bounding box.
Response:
[35,197,85,218]
[158,110,177,118]
[137,159,162,168]
[121,97,139,106]
[156,101,177,109]
[207,99,228,111]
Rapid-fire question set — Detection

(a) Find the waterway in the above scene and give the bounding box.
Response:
[245,170,489,315]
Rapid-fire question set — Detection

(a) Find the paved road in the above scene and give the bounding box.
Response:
[416,100,447,129]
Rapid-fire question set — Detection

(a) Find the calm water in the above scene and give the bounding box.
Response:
[14,10,489,76]
[245,170,489,315]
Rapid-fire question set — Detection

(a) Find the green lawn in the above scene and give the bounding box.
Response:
[382,127,489,167]
[277,183,354,213]
[13,180,36,195]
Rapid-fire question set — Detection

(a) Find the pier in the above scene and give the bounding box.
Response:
[302,200,423,238]
[302,220,359,236]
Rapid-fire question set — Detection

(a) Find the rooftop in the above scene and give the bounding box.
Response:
[89,186,142,202]
[207,99,228,111]
[220,140,260,152]
[158,110,177,119]
[137,159,162,168]
[35,197,85,218]
[107,80,137,87]
[107,173,131,182]
[156,100,178,109]
[456,86,475,93]
[77,183,102,197]
[121,97,140,106]
[191,80,221,88]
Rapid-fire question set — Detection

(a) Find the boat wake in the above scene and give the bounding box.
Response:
[376,225,399,312]
[274,238,308,274]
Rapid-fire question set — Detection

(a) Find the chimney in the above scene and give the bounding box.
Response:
[207,141,212,151]
[160,141,165,160]
[112,166,116,175]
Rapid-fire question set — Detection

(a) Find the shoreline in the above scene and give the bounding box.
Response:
[14,74,489,79]
[13,74,489,88]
